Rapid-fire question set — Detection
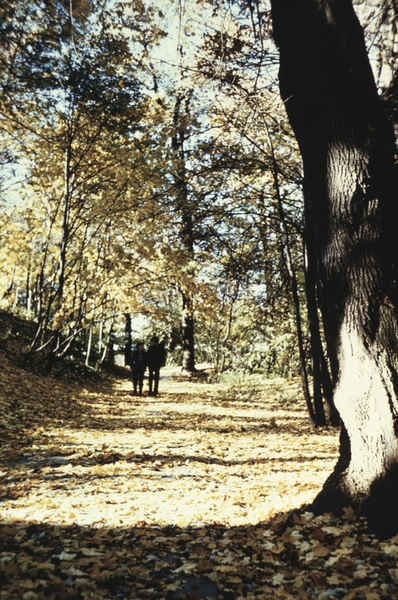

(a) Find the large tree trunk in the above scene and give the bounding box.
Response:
[271,0,398,538]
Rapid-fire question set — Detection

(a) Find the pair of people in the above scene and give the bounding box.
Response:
[130,336,166,396]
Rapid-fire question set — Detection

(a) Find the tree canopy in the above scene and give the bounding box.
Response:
[1,0,396,434]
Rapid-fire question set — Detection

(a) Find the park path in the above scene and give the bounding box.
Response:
[0,366,338,529]
[3,358,396,599]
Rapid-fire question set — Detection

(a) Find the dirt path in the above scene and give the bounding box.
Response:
[2,358,397,599]
[0,367,338,528]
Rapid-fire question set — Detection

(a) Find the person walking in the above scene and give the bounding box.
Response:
[146,336,166,396]
[130,342,146,396]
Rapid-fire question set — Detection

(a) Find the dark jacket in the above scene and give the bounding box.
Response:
[147,344,166,370]
[130,349,146,372]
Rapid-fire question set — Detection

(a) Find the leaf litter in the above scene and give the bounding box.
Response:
[1,353,398,599]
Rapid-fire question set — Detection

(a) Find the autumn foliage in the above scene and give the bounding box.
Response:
[1,350,398,599]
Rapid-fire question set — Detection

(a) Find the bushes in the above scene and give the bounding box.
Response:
[213,333,302,378]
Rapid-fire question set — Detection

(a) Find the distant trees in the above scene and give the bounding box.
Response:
[0,0,303,379]
[171,89,197,373]
[0,0,338,403]
[184,0,334,422]
[0,0,167,368]
[0,0,312,382]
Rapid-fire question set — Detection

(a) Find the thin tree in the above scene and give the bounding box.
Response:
[171,90,196,373]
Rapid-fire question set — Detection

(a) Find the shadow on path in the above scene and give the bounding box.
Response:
[0,507,392,600]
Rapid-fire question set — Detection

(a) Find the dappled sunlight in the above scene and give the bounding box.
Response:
[1,364,339,530]
[4,358,398,599]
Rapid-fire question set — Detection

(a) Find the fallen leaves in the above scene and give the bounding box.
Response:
[2,514,398,599]
[1,353,398,598]
[0,366,338,529]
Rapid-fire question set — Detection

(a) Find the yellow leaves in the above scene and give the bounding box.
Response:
[382,544,398,555]
[341,536,357,549]
[20,579,39,589]
[353,568,368,580]
[313,543,330,557]
[81,547,103,557]
[57,551,76,561]
[292,574,305,588]
[292,513,309,525]
[333,546,352,556]
[343,505,357,522]
[173,561,197,574]
[270,542,286,555]
[1,358,394,600]
[73,577,96,590]
[323,525,343,535]
[65,567,86,577]
[311,570,328,587]
[12,370,332,527]
[196,558,213,573]
[166,581,181,592]
[272,572,287,585]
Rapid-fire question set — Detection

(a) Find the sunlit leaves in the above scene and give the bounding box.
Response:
[0,0,173,360]
[1,353,398,598]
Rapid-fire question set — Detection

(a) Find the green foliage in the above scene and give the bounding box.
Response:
[261,332,302,378]
[207,369,263,398]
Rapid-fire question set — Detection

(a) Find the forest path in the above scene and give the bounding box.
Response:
[0,364,338,528]
[2,356,396,599]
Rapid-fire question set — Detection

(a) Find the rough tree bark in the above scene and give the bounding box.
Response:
[271,0,398,538]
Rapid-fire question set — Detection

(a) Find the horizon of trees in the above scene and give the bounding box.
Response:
[0,0,395,428]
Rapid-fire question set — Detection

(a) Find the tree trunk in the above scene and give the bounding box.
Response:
[271,0,398,538]
[26,261,32,317]
[172,91,196,373]
[181,291,195,373]
[99,316,115,365]
[268,130,318,425]
[85,322,93,367]
[98,319,104,360]
[304,241,339,426]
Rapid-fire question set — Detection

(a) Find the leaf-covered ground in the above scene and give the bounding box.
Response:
[1,353,398,599]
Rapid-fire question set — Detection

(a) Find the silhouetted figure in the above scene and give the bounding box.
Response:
[147,336,166,396]
[130,342,146,396]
